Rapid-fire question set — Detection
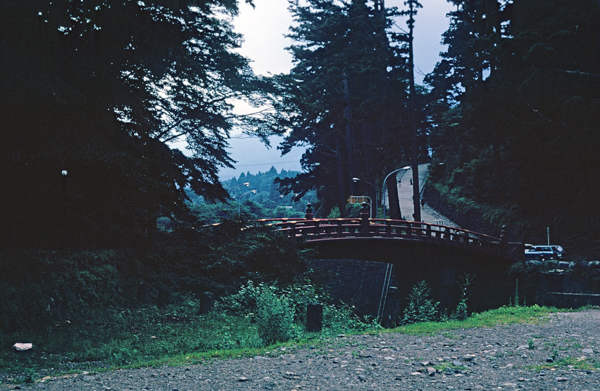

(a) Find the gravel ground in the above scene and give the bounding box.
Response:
[2,310,599,391]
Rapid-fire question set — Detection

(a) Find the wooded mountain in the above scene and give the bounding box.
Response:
[185,167,315,221]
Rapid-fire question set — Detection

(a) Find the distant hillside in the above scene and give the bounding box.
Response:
[185,167,316,221]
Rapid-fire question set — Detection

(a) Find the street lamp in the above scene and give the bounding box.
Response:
[237,190,256,214]
[228,181,250,194]
[352,178,377,218]
[61,169,68,192]
[382,166,410,219]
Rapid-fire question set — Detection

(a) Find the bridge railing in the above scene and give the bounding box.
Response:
[260,217,501,249]
[257,202,509,257]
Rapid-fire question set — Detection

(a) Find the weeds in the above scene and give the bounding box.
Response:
[401,281,440,325]
[0,250,570,385]
[217,280,379,340]
[401,276,474,326]
[452,274,474,320]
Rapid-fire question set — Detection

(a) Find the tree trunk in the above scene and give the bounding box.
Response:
[387,174,401,220]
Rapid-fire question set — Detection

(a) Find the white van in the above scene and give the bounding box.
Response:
[524,245,565,260]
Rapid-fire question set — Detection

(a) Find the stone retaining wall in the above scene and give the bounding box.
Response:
[306,259,396,320]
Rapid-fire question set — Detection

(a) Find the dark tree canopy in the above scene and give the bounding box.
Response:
[426,0,600,241]
[273,0,426,217]
[0,0,277,249]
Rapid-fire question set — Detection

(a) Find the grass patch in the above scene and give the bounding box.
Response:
[385,305,555,335]
[0,305,266,382]
[434,362,470,373]
[528,356,600,372]
[0,285,375,384]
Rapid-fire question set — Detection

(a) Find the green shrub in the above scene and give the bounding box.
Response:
[216,280,263,319]
[402,281,440,325]
[322,303,380,335]
[255,285,297,345]
[218,280,325,323]
[217,282,299,345]
[282,283,326,324]
[217,280,377,341]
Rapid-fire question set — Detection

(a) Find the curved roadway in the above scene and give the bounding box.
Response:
[397,163,459,227]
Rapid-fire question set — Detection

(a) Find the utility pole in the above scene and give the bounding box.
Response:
[407,0,422,222]
[343,75,356,197]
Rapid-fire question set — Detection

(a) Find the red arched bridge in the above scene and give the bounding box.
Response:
[256,203,523,316]
[258,203,523,263]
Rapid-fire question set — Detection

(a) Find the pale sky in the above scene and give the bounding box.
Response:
[219,0,455,180]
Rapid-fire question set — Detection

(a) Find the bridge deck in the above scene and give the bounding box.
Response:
[258,212,522,261]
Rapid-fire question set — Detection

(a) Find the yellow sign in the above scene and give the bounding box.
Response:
[347,195,370,204]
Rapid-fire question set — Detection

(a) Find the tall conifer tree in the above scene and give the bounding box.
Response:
[426,0,599,240]
[274,0,413,217]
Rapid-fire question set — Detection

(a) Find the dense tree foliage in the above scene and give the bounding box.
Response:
[183,168,315,222]
[426,0,600,242]
[0,219,310,333]
[273,0,428,217]
[0,0,277,249]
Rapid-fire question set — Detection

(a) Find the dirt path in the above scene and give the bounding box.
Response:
[3,310,599,390]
